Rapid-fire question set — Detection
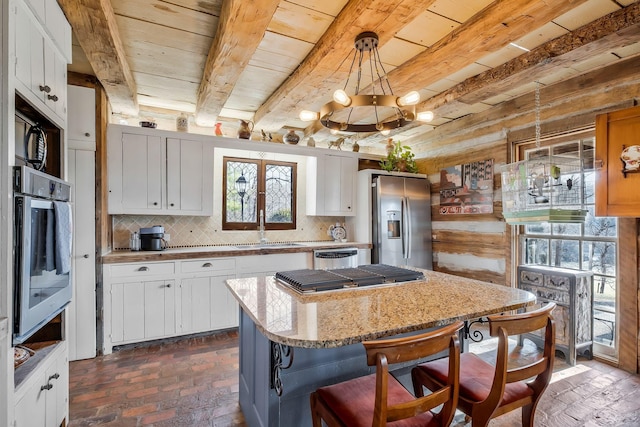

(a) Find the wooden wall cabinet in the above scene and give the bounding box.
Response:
[595,105,640,217]
[518,265,593,366]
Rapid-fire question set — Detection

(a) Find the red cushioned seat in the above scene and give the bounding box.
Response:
[317,373,437,427]
[310,322,464,427]
[412,303,556,427]
[418,353,533,406]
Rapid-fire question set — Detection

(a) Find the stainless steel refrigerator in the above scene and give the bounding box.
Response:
[371,175,433,269]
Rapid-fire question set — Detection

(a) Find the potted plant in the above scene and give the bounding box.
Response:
[380,141,418,173]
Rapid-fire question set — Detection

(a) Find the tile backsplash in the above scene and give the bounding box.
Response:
[112,214,345,249]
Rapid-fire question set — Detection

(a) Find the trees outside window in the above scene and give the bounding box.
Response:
[519,138,618,356]
[223,157,296,231]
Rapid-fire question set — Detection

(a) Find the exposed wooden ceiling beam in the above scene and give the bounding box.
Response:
[421,2,640,118]
[253,0,438,131]
[58,0,138,116]
[387,0,590,93]
[195,0,281,126]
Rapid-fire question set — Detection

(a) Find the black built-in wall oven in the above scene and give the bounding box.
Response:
[13,166,73,344]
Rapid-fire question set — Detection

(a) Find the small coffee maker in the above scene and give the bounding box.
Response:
[139,225,166,251]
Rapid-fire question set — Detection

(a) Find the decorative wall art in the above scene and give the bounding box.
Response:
[439,159,494,215]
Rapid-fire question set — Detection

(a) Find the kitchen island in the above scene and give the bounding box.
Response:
[226,269,536,427]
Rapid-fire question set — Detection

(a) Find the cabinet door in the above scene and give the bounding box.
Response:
[111,282,145,343]
[15,3,33,91]
[14,377,47,427]
[144,280,176,339]
[308,154,357,216]
[46,46,67,119]
[120,133,164,212]
[180,274,237,333]
[330,155,356,215]
[24,0,46,23]
[68,149,97,361]
[166,137,214,215]
[45,348,68,427]
[67,86,96,146]
[595,105,640,216]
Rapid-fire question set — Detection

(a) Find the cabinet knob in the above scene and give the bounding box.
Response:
[153,202,158,206]
[84,132,91,137]
[83,254,90,259]
[166,284,171,288]
[48,373,60,381]
[47,94,59,102]
[39,84,51,93]
[202,262,213,268]
[138,266,149,272]
[41,383,53,391]
[170,203,175,207]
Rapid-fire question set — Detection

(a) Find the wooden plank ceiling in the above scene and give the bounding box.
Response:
[61,0,640,153]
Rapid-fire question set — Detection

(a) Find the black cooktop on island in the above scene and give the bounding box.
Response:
[275,264,424,293]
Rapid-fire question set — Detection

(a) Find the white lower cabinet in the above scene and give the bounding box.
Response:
[14,341,68,427]
[103,258,239,354]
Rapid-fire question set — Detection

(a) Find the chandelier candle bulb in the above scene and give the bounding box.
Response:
[398,91,420,106]
[333,89,351,107]
[299,110,319,121]
[417,111,435,122]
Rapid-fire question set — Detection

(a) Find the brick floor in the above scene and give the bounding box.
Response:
[68,329,640,426]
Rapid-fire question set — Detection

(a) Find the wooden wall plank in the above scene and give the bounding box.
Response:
[433,265,504,285]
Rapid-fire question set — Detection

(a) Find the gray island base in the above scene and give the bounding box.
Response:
[226,270,536,426]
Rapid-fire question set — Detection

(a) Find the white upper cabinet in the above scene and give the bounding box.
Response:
[107,125,214,216]
[67,85,96,148]
[14,0,69,126]
[306,153,357,216]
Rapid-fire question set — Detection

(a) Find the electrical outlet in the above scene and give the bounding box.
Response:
[164,233,171,242]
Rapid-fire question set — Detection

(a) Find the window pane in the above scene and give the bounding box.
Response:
[226,161,258,223]
[523,238,549,265]
[552,222,580,236]
[525,222,550,235]
[265,164,293,224]
[583,170,596,204]
[549,239,579,268]
[582,241,617,276]
[584,207,617,237]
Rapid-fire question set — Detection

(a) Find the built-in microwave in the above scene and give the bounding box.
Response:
[13,166,73,344]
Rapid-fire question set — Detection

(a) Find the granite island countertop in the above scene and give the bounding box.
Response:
[225,269,536,349]
[102,241,370,264]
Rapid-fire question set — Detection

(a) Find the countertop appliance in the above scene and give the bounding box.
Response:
[275,264,424,293]
[13,166,73,344]
[371,174,433,269]
[313,247,358,270]
[139,225,166,251]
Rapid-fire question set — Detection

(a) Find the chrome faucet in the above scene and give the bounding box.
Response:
[259,209,268,244]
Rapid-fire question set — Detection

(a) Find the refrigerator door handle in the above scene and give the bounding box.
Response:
[404,196,412,259]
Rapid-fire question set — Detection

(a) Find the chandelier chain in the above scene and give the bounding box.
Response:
[535,81,541,148]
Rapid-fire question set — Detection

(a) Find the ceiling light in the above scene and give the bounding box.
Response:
[299,110,320,121]
[299,31,424,135]
[417,111,434,122]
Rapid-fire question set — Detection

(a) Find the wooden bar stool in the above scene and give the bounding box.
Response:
[310,321,463,427]
[412,303,556,427]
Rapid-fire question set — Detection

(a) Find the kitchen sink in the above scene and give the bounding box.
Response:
[234,242,305,249]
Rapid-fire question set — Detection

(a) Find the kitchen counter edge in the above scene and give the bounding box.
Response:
[102,241,371,264]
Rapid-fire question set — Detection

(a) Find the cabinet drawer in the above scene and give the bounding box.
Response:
[520,284,569,305]
[110,262,175,277]
[181,258,236,274]
[545,274,571,292]
[519,269,544,286]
